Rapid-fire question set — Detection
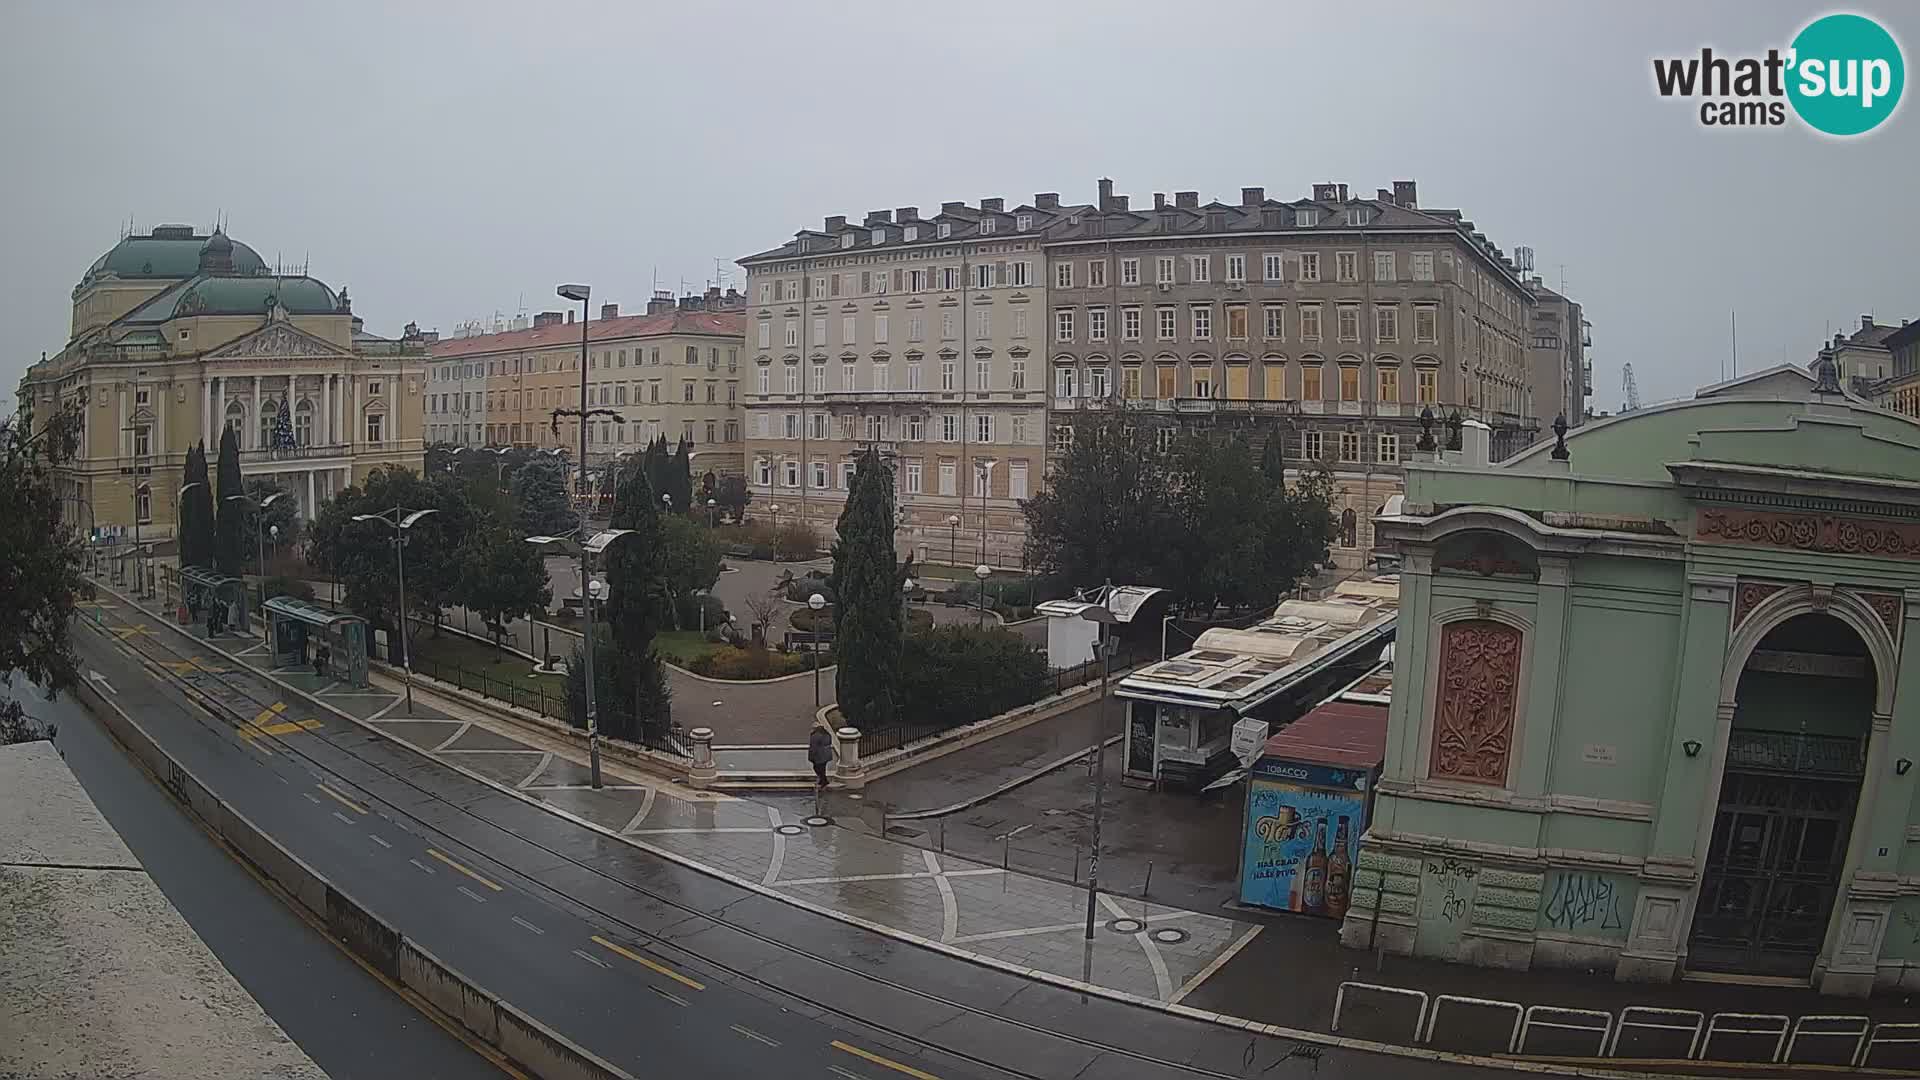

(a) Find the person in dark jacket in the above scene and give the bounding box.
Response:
[807,724,835,788]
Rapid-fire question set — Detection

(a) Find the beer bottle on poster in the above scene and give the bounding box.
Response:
[1326,816,1353,921]
[1303,819,1329,914]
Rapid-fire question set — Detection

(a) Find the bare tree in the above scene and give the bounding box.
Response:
[742,586,782,647]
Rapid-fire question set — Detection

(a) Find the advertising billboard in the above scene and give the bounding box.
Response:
[1240,760,1370,918]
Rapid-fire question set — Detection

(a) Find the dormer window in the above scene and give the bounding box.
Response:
[841,233,855,249]
[1345,208,1368,226]
[904,225,919,242]
[871,228,886,245]
[1015,213,1033,232]
[980,218,996,235]
[937,222,952,239]
[1298,208,1321,227]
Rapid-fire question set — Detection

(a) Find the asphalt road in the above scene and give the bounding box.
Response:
[15,683,495,1080]
[69,604,1499,1080]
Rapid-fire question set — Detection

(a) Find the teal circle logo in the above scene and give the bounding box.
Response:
[1787,13,1905,136]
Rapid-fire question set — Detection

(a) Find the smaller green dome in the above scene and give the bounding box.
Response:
[84,229,266,282]
[174,276,339,317]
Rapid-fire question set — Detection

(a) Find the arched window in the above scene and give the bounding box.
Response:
[294,399,314,446]
[258,399,279,449]
[224,399,246,445]
[1340,507,1358,547]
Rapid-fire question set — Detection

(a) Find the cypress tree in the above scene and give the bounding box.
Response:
[213,426,245,575]
[179,442,216,568]
[831,448,903,729]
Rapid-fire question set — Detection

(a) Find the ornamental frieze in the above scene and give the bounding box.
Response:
[1697,509,1920,561]
[1429,619,1522,787]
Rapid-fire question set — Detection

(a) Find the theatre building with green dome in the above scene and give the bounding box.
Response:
[1341,359,1920,997]
[17,224,430,539]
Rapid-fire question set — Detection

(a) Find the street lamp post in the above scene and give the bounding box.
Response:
[706,497,717,529]
[351,507,440,715]
[947,514,960,568]
[769,503,782,560]
[1079,602,1120,940]
[974,563,990,626]
[901,576,915,629]
[226,491,285,612]
[526,528,636,789]
[807,592,827,711]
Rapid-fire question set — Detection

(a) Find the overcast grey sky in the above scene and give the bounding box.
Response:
[3,1,1913,411]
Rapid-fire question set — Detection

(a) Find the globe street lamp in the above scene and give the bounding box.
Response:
[351,507,440,715]
[525,527,638,789]
[706,497,717,529]
[974,563,991,626]
[808,592,828,711]
[947,514,961,567]
[769,503,783,561]
[901,575,915,628]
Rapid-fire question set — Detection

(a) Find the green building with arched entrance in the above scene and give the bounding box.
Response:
[1342,360,1920,997]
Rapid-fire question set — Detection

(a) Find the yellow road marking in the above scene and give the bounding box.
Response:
[590,934,705,991]
[426,848,501,891]
[236,702,293,752]
[257,718,323,737]
[162,657,232,675]
[110,624,155,638]
[315,783,367,815]
[831,1041,942,1080]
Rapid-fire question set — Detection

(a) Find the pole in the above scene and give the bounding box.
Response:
[576,293,603,789]
[395,514,415,715]
[1084,621,1112,940]
[255,520,267,613]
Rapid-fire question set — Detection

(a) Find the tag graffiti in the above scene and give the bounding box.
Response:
[1541,870,1626,932]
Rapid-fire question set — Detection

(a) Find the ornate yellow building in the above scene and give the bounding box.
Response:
[16,225,428,540]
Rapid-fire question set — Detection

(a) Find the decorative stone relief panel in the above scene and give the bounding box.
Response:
[1732,579,1787,631]
[1698,508,1920,561]
[1429,619,1524,787]
[1855,589,1904,645]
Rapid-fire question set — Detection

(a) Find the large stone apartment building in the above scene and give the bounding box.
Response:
[16,225,427,541]
[426,289,746,485]
[1045,179,1547,568]
[1527,281,1590,426]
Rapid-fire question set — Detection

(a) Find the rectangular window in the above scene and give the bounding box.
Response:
[1010,359,1026,390]
[941,311,955,339]
[1120,257,1139,285]
[1122,307,1141,341]
[785,413,799,438]
[1055,309,1075,343]
[784,321,798,346]
[1156,365,1176,399]
[1263,252,1284,282]
[908,315,924,341]
[972,461,989,498]
[1009,461,1029,500]
[366,413,384,444]
[1378,433,1400,464]
[840,461,856,490]
[1055,261,1073,289]
[1012,308,1028,338]
[1226,254,1245,282]
[1375,305,1399,344]
[725,419,738,442]
[842,363,856,391]
[974,358,992,391]
[1299,253,1321,282]
[1055,367,1077,398]
[906,460,923,493]
[1122,366,1142,399]
[973,263,993,289]
[974,308,992,339]
[1010,413,1027,443]
[1226,305,1248,341]
[940,266,957,291]
[938,461,956,495]
[1190,305,1212,341]
[1157,307,1176,341]
[810,362,825,393]
[1156,256,1176,283]
[1417,368,1437,404]
[976,413,994,443]
[784,461,799,487]
[909,268,927,292]
[1302,430,1323,461]
[1339,431,1361,462]
[940,360,955,391]
[1414,306,1438,343]
[1337,252,1358,282]
[905,414,923,440]
[941,413,958,442]
[1340,366,1360,401]
[1087,366,1109,398]
[1188,255,1210,282]
[874,314,889,343]
[1263,363,1287,400]
[1373,251,1395,282]
[1011,260,1030,287]
[1263,304,1285,340]
[1192,367,1213,399]
[907,361,923,390]
[1088,259,1106,288]
[874,363,890,391]
[1303,365,1323,401]
[813,317,827,343]
[1089,307,1108,342]
[1015,213,1032,232]
[1378,367,1399,402]
[1337,306,1360,342]
[757,323,771,348]
[1411,252,1435,281]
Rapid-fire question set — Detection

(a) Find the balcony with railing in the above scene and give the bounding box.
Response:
[819,390,938,409]
[1726,730,1865,778]
[239,442,352,465]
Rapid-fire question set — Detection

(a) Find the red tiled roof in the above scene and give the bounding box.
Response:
[1259,700,1388,771]
[429,310,745,359]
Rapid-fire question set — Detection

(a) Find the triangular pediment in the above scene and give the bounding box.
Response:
[208,322,352,360]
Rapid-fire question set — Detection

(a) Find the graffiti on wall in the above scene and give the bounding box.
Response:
[1425,858,1479,926]
[1538,869,1636,939]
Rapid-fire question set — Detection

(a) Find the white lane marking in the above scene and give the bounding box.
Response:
[313,679,342,696]
[409,857,436,875]
[366,696,403,722]
[762,805,785,886]
[620,786,657,834]
[88,670,118,695]
[456,885,486,903]
[925,850,959,944]
[302,792,323,805]
[368,834,393,849]
[829,1067,865,1080]
[777,867,1002,887]
[647,985,688,1007]
[1101,893,1173,1002]
[627,826,769,835]
[516,751,554,789]
[331,810,355,826]
[1170,924,1262,1005]
[235,642,269,656]
[430,722,473,751]
[730,1024,781,1047]
[572,948,610,969]
[511,916,546,935]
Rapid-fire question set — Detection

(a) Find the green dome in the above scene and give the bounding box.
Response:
[83,228,266,283]
[121,274,339,323]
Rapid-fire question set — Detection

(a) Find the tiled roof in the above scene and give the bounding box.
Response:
[429,310,744,359]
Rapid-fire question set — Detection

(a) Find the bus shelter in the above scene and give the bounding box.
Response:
[174,566,250,636]
[264,597,370,688]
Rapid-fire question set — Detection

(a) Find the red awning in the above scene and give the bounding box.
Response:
[1259,700,1388,772]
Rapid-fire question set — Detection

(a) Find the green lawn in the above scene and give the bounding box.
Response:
[410,626,566,687]
[654,630,720,665]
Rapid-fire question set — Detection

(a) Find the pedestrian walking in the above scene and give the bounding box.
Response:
[807,723,835,789]
[314,642,330,678]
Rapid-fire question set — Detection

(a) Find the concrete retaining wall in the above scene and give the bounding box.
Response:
[73,674,635,1080]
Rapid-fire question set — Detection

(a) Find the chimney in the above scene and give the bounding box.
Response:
[1175,191,1199,209]
[600,303,619,321]
[900,206,920,223]
[1393,180,1418,207]
[566,310,575,324]
[824,214,846,231]
[1097,178,1114,211]
[1035,192,1060,210]
[1112,194,1129,212]
[1461,419,1492,468]
[1861,314,1875,331]
[980,197,1004,213]
[1312,182,1338,201]
[706,285,721,302]
[941,201,965,214]
[647,290,675,316]
[864,209,892,225]
[1241,186,1265,206]
[1337,183,1349,201]
[1377,188,1392,202]
[534,311,563,329]
[1153,192,1167,210]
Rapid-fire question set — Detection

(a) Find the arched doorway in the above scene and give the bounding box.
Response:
[1689,613,1874,978]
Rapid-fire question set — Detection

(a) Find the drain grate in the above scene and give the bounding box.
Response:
[885,825,925,840]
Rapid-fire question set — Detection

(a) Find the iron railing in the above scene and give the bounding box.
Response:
[398,645,687,758]
[1726,730,1865,778]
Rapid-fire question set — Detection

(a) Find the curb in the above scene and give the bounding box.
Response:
[888,733,1123,820]
[88,580,1726,1079]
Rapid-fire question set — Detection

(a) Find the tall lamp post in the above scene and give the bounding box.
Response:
[769,503,782,560]
[901,576,915,628]
[226,491,285,611]
[947,514,960,567]
[1078,601,1120,940]
[351,507,440,715]
[526,528,636,789]
[974,564,990,626]
[706,497,718,529]
[808,592,827,710]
